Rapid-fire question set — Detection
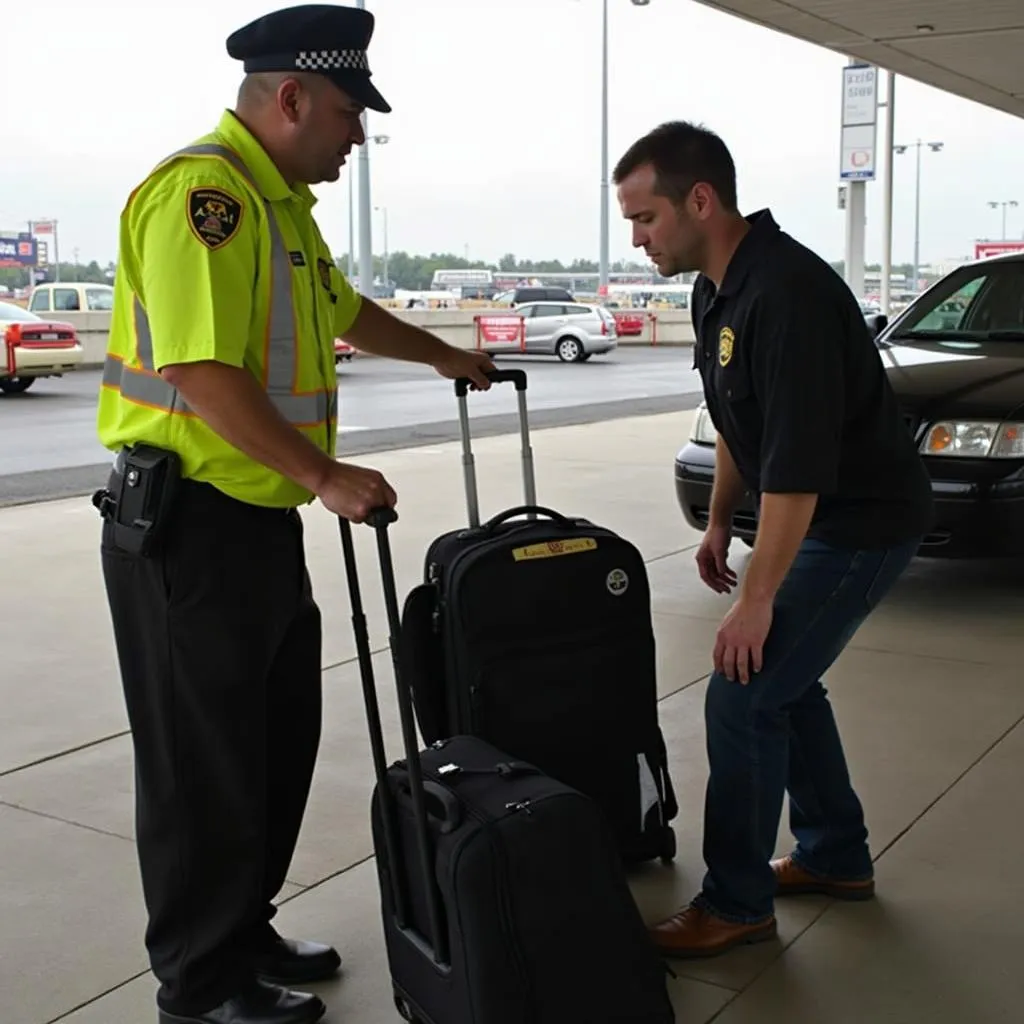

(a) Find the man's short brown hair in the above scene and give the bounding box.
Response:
[613,121,738,212]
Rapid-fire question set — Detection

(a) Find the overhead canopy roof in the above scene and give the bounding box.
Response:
[696,0,1024,119]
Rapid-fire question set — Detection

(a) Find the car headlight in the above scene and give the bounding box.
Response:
[690,402,718,445]
[921,421,1024,459]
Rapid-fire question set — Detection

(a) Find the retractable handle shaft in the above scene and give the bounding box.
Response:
[454,370,537,528]
[338,508,449,967]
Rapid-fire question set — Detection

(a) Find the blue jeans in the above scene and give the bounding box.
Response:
[696,536,921,923]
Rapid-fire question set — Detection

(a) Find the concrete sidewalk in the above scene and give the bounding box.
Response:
[1,410,1023,1024]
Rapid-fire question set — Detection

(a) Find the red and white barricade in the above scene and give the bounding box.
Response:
[474,314,525,352]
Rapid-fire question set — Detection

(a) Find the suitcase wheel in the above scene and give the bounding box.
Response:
[659,826,677,865]
[394,993,426,1023]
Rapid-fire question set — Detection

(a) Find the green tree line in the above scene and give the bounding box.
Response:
[2,254,658,294]
[0,261,114,290]
[1,254,925,297]
[336,252,674,291]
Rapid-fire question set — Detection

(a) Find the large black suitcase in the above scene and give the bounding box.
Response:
[399,370,678,866]
[338,509,676,1024]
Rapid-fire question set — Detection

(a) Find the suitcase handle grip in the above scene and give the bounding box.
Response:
[477,504,578,534]
[365,505,398,528]
[454,368,527,398]
[392,773,464,834]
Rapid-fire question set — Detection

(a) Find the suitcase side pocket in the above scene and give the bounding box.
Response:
[399,584,448,745]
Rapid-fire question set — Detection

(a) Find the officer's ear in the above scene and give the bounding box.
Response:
[277,77,305,124]
[689,182,716,222]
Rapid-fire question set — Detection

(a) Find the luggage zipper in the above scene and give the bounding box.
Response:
[427,562,444,634]
[427,767,538,1018]
[488,801,538,1020]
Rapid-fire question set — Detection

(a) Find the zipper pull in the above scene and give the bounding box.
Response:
[504,800,533,816]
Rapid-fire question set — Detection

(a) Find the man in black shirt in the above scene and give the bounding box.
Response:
[613,121,933,959]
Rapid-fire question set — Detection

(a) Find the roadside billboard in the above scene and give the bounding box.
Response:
[0,233,38,268]
[974,241,1024,259]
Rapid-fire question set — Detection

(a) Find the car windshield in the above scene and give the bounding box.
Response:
[0,301,41,323]
[888,260,1024,342]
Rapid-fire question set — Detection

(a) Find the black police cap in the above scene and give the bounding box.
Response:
[226,3,391,113]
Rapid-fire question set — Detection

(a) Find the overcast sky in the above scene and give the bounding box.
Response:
[5,0,1024,270]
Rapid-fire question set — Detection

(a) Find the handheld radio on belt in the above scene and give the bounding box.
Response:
[93,444,182,556]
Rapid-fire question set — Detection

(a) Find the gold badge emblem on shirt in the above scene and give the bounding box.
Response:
[317,257,332,290]
[187,187,244,250]
[718,326,735,367]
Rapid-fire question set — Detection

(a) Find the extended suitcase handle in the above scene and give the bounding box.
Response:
[338,508,450,966]
[455,369,536,526]
[453,368,527,397]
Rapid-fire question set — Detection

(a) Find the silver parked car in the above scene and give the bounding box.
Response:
[513,301,619,362]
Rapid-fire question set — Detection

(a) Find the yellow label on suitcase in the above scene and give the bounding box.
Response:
[511,537,598,561]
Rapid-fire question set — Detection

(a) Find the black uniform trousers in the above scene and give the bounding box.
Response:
[100,475,323,1016]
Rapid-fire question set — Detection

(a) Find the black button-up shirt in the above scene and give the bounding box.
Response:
[692,209,933,548]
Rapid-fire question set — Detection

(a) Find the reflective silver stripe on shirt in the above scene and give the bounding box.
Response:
[105,143,333,428]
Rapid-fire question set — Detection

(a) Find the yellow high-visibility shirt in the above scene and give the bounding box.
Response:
[97,109,362,508]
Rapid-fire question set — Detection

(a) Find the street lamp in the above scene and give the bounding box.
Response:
[599,0,652,299]
[349,133,389,284]
[374,205,389,290]
[894,139,943,293]
[987,199,1019,240]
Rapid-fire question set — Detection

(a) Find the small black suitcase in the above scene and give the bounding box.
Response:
[399,370,678,866]
[338,509,676,1024]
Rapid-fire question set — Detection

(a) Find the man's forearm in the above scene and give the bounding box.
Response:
[160,361,337,493]
[741,492,818,602]
[343,298,450,364]
[709,434,747,529]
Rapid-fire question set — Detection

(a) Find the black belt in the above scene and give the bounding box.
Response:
[106,448,297,518]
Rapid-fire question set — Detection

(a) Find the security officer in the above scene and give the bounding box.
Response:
[95,5,494,1023]
[614,121,934,959]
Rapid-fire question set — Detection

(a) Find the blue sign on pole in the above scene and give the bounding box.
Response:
[0,233,38,268]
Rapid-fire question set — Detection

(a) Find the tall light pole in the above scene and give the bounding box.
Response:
[354,0,373,297]
[987,199,1019,240]
[599,0,651,299]
[347,169,356,280]
[880,71,896,316]
[894,139,943,293]
[349,132,389,286]
[375,205,389,289]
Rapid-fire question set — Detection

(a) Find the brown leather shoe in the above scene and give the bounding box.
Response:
[649,903,777,959]
[772,855,875,901]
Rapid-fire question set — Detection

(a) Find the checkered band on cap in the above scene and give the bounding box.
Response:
[295,49,369,71]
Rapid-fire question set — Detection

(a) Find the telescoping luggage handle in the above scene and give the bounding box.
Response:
[337,507,450,968]
[454,369,537,527]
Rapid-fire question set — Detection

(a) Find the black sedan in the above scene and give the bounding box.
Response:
[675,252,1024,559]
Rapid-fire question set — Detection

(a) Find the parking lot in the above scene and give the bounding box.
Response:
[1,407,1022,1024]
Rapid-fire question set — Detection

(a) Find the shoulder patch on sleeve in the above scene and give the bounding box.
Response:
[186,186,244,249]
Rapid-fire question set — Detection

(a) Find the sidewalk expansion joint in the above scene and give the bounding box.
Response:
[0,799,133,843]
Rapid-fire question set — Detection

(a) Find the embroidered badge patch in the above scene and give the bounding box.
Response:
[187,187,243,249]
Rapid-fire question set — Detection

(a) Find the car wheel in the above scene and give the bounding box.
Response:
[0,376,35,394]
[556,336,583,362]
